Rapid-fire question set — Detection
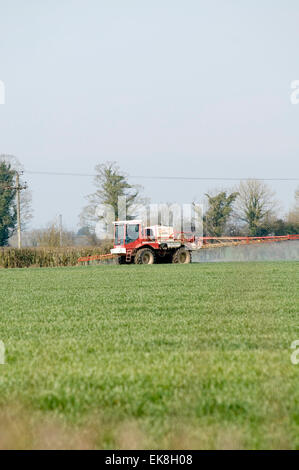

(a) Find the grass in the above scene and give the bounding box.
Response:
[0,261,299,449]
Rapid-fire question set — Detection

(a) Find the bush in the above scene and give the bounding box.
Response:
[0,244,112,268]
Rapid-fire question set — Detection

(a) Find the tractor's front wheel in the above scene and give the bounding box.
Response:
[172,247,192,264]
[134,248,156,265]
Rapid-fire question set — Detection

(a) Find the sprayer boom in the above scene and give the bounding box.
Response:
[199,234,299,249]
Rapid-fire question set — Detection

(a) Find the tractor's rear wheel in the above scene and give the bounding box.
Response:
[172,247,192,264]
[134,248,156,265]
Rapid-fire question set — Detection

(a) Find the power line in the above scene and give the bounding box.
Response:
[24,170,95,177]
[131,176,299,182]
[22,170,299,182]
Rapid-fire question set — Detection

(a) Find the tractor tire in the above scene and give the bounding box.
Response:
[134,248,156,265]
[115,256,125,265]
[172,247,192,264]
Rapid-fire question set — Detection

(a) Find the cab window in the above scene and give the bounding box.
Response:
[126,224,140,243]
[145,228,154,239]
[114,224,125,245]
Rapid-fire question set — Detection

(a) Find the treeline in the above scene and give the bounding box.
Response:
[78,162,299,238]
[202,180,299,237]
[1,158,299,252]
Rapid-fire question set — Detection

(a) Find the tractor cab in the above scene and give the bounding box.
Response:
[111,220,142,255]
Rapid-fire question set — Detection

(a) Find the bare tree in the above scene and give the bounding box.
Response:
[288,187,299,224]
[235,180,277,236]
[34,222,75,247]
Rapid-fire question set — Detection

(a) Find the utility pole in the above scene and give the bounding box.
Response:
[12,172,27,249]
[16,172,22,249]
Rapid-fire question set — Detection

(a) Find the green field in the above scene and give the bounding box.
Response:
[0,262,299,449]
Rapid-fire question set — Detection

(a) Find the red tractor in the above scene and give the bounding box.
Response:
[110,220,199,264]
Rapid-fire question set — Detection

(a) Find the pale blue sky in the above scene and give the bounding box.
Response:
[0,0,298,228]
